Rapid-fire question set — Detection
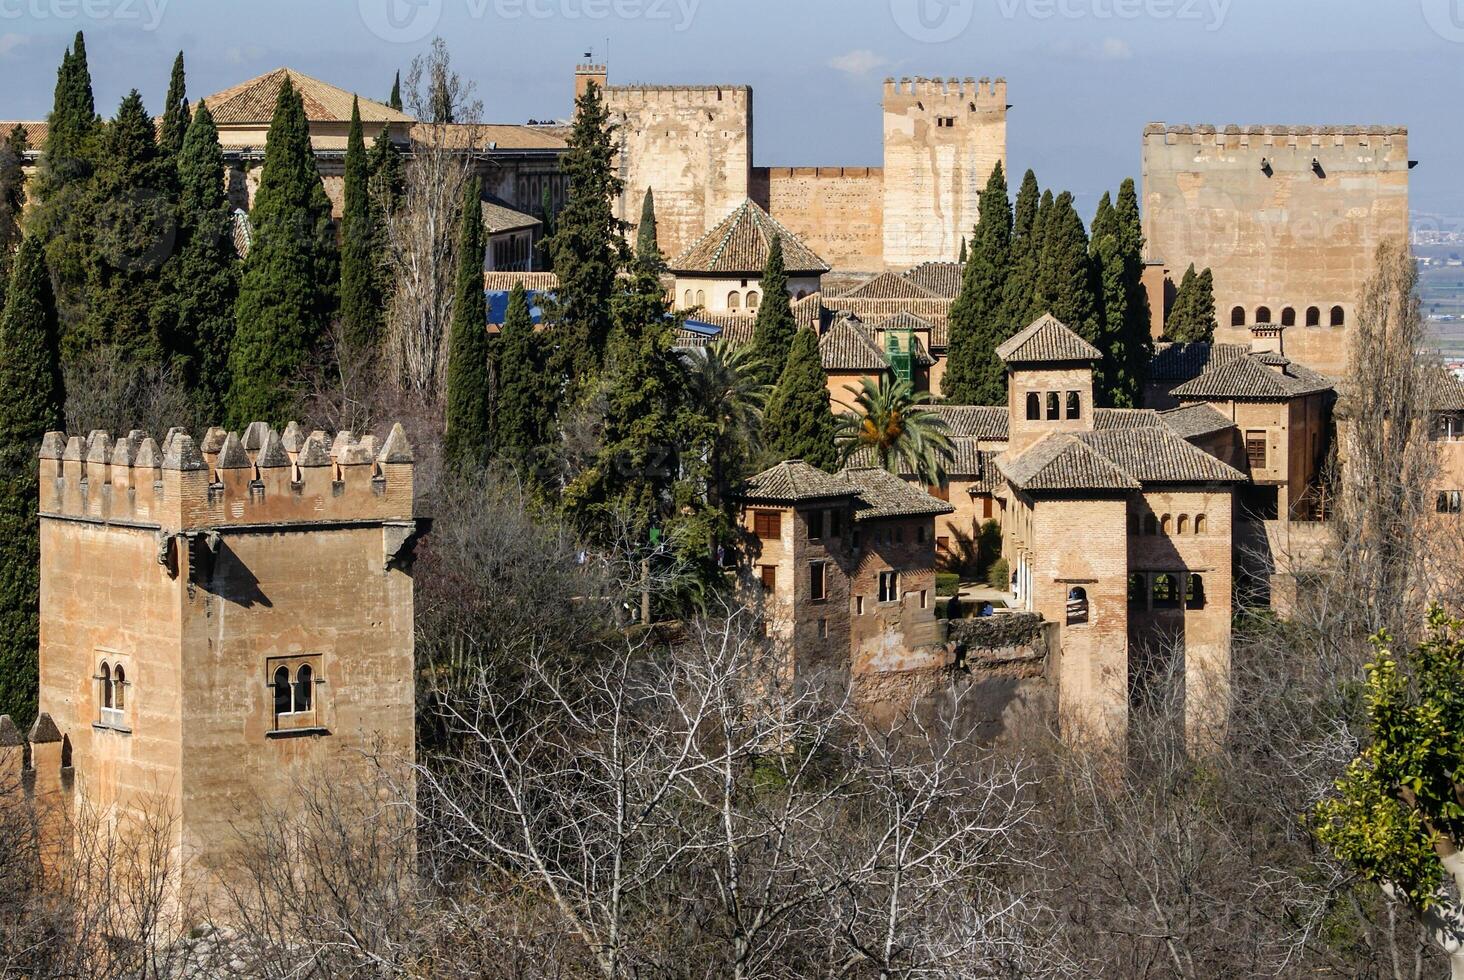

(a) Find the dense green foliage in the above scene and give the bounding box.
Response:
[762,328,836,471]
[492,284,544,476]
[834,375,952,486]
[1001,169,1042,329]
[943,162,1012,405]
[340,98,383,354]
[34,32,100,329]
[0,125,26,295]
[1166,263,1218,342]
[227,78,338,426]
[159,51,191,162]
[635,186,662,270]
[0,238,64,727]
[1032,191,1099,351]
[749,234,798,388]
[1112,179,1152,405]
[443,178,491,472]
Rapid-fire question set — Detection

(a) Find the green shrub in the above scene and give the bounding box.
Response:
[986,557,1010,591]
[935,572,960,597]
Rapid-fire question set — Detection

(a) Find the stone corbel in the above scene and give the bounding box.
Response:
[383,520,422,571]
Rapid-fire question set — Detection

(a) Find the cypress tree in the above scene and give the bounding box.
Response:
[959,237,967,264]
[159,51,191,162]
[388,71,403,111]
[1000,169,1041,328]
[763,329,837,471]
[34,32,100,329]
[749,234,798,388]
[368,127,405,215]
[1090,192,1118,246]
[636,186,661,269]
[545,79,625,386]
[1165,264,1217,343]
[1032,192,1099,350]
[1091,231,1128,407]
[227,78,339,427]
[537,183,557,272]
[443,178,491,472]
[494,283,543,475]
[0,237,64,727]
[0,125,27,294]
[80,90,174,362]
[1165,264,1198,340]
[340,98,382,354]
[943,162,1011,405]
[165,101,238,421]
[1115,178,1152,404]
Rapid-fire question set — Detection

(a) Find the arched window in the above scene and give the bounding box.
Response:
[273,666,292,717]
[1066,391,1081,420]
[1195,514,1207,534]
[1186,574,1207,610]
[1161,514,1172,535]
[113,666,125,710]
[294,665,313,713]
[1046,391,1060,421]
[1306,306,1321,327]
[1026,392,1040,420]
[746,291,760,308]
[683,289,693,308]
[1330,305,1345,327]
[1066,587,1089,625]
[1256,306,1272,324]
[1153,573,1180,609]
[100,662,113,710]
[1177,515,1190,534]
[1281,307,1296,327]
[1128,574,1147,607]
[727,291,741,310]
[1231,306,1245,327]
[696,290,706,307]
[1143,514,1157,536]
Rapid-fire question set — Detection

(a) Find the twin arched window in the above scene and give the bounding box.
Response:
[273,664,314,717]
[99,661,126,728]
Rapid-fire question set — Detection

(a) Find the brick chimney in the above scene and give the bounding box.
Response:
[575,63,608,102]
[1250,323,1286,357]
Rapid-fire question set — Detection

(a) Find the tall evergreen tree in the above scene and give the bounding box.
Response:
[0,237,64,727]
[0,125,27,296]
[1032,192,1099,349]
[1091,231,1128,407]
[227,78,339,426]
[388,71,403,111]
[443,178,491,471]
[635,187,662,269]
[368,127,405,215]
[493,283,543,475]
[164,101,237,421]
[763,329,837,471]
[1114,178,1152,405]
[339,98,382,354]
[749,234,798,388]
[1090,192,1118,246]
[159,51,191,162]
[1165,264,1217,342]
[943,162,1012,405]
[537,183,557,273]
[959,237,967,265]
[79,90,174,362]
[34,32,100,329]
[545,79,625,386]
[1000,169,1041,329]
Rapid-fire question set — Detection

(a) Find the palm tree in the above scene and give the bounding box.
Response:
[684,338,770,509]
[834,375,954,487]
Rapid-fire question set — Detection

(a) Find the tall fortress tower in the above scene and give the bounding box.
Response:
[588,65,1008,271]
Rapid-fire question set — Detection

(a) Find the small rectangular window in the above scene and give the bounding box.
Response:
[917,526,928,544]
[919,590,928,610]
[807,510,822,540]
[878,571,899,604]
[760,565,777,591]
[754,510,782,539]
[818,618,829,639]
[1246,431,1268,470]
[827,509,842,539]
[810,562,827,602]
[855,595,865,616]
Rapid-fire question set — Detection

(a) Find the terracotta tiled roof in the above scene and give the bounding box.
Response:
[902,261,963,299]
[871,311,934,334]
[835,271,941,301]
[484,271,559,292]
[1170,353,1333,401]
[831,299,952,348]
[847,438,993,484]
[740,461,857,503]
[932,405,1009,441]
[1074,428,1247,484]
[202,68,415,125]
[1433,373,1464,412]
[416,122,569,150]
[793,292,836,332]
[0,121,45,148]
[672,199,829,276]
[820,317,888,373]
[481,198,541,234]
[1000,435,1142,492]
[230,209,252,259]
[1149,342,1247,382]
[1093,408,1161,431]
[842,467,956,522]
[996,315,1102,364]
[1160,403,1235,440]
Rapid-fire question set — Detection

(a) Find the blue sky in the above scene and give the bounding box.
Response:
[2,0,1460,221]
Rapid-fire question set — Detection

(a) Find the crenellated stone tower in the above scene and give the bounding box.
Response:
[3,421,420,905]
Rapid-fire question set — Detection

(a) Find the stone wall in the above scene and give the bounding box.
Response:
[1142,124,1410,378]
[755,166,886,272]
[605,85,753,261]
[882,77,1007,270]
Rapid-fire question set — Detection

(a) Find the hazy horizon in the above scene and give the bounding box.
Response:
[2,0,1460,225]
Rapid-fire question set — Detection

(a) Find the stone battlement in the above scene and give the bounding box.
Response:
[884,76,1006,105]
[1145,122,1407,145]
[605,84,751,104]
[38,422,414,531]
